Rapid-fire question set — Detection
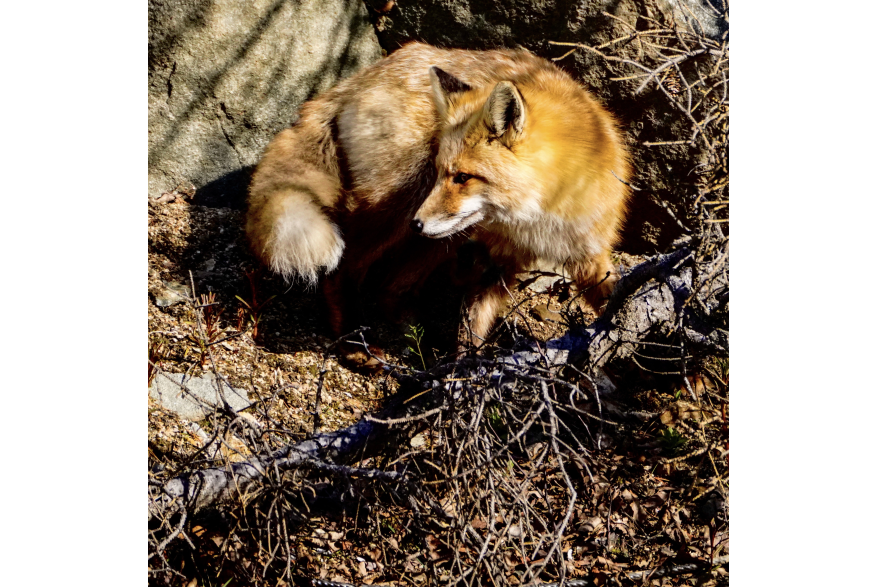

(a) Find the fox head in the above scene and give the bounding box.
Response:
[411,67,539,239]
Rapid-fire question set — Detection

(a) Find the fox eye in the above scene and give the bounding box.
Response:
[453,172,472,184]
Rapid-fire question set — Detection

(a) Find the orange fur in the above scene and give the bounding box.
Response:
[247,43,630,345]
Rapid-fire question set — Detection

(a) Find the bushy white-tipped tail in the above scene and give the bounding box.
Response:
[246,189,345,286]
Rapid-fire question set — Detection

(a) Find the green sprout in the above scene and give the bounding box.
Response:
[658,426,688,454]
[405,324,426,370]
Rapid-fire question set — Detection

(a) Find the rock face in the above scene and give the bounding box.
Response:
[369,0,725,50]
[150,372,251,421]
[368,0,728,252]
[148,0,382,207]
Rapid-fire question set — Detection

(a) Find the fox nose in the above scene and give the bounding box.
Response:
[410,219,424,234]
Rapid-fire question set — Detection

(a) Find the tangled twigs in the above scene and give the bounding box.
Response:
[150,234,728,560]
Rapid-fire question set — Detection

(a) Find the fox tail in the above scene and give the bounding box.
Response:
[246,188,344,287]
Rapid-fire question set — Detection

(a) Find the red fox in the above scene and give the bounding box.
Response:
[246,43,630,358]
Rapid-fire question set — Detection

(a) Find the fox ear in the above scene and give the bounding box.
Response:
[429,66,471,120]
[484,81,526,143]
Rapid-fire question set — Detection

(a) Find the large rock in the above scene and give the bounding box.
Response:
[148,0,382,207]
[149,372,251,421]
[368,0,728,252]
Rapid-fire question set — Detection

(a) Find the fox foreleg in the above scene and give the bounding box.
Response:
[459,264,519,351]
[570,253,619,314]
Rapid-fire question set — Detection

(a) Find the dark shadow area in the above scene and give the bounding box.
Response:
[192,165,254,209]
[249,244,471,364]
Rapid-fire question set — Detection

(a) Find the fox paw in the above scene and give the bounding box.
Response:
[339,343,387,373]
